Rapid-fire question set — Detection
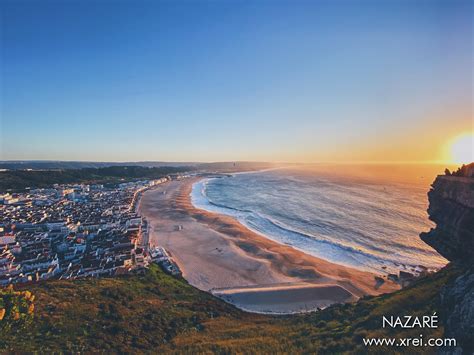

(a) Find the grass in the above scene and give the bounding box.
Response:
[0,264,461,353]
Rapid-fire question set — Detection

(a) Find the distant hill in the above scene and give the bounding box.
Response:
[0,161,276,192]
[0,166,194,192]
[0,160,275,171]
[0,160,197,170]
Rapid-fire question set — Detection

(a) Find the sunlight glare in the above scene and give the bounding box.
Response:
[450,133,474,164]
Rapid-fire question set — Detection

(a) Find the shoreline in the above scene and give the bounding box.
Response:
[192,175,385,275]
[139,177,399,314]
[193,172,446,275]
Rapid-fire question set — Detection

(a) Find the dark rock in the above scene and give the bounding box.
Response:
[439,266,474,354]
[419,164,474,354]
[374,276,385,288]
[399,271,414,280]
[387,274,398,282]
[420,170,474,263]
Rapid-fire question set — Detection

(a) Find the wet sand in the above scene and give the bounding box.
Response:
[139,177,399,313]
[213,282,356,314]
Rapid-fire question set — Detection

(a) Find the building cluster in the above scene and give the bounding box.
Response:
[149,246,181,276]
[0,177,168,285]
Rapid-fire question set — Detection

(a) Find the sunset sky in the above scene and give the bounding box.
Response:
[1,0,472,163]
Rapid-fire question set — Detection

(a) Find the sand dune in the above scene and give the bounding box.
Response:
[139,177,399,313]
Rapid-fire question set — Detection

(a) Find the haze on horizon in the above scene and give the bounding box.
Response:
[1,0,472,164]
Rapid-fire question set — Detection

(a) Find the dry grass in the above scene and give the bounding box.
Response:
[0,264,460,353]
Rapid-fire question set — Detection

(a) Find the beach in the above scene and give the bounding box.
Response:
[139,177,399,313]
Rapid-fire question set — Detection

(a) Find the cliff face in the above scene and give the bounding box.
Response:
[440,265,474,353]
[420,175,474,263]
[420,164,474,354]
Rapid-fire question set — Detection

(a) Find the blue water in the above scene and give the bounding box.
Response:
[191,167,448,274]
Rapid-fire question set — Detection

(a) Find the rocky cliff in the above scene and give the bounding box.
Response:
[440,265,474,354]
[420,175,474,262]
[420,163,474,354]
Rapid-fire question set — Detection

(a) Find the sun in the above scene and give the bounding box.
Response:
[449,133,474,164]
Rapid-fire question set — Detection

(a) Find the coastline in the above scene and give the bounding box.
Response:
[139,176,400,314]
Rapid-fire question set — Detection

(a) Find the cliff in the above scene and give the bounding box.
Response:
[420,174,474,262]
[420,163,474,354]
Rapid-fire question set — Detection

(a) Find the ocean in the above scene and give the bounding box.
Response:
[191,165,449,275]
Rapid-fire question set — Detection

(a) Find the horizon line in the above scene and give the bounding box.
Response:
[0,159,467,166]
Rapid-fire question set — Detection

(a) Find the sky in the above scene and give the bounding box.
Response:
[1,0,472,163]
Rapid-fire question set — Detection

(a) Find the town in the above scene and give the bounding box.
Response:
[0,176,183,285]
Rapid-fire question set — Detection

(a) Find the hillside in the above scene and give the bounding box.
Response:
[0,166,192,192]
[0,162,277,192]
[0,264,462,353]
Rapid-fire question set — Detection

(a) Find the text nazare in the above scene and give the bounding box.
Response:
[382,314,439,328]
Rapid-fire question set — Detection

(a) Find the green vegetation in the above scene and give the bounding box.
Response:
[0,286,35,332]
[0,264,461,353]
[0,166,193,192]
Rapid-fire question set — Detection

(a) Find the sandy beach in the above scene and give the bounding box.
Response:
[139,177,399,313]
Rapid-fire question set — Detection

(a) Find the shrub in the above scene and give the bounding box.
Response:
[0,285,35,332]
